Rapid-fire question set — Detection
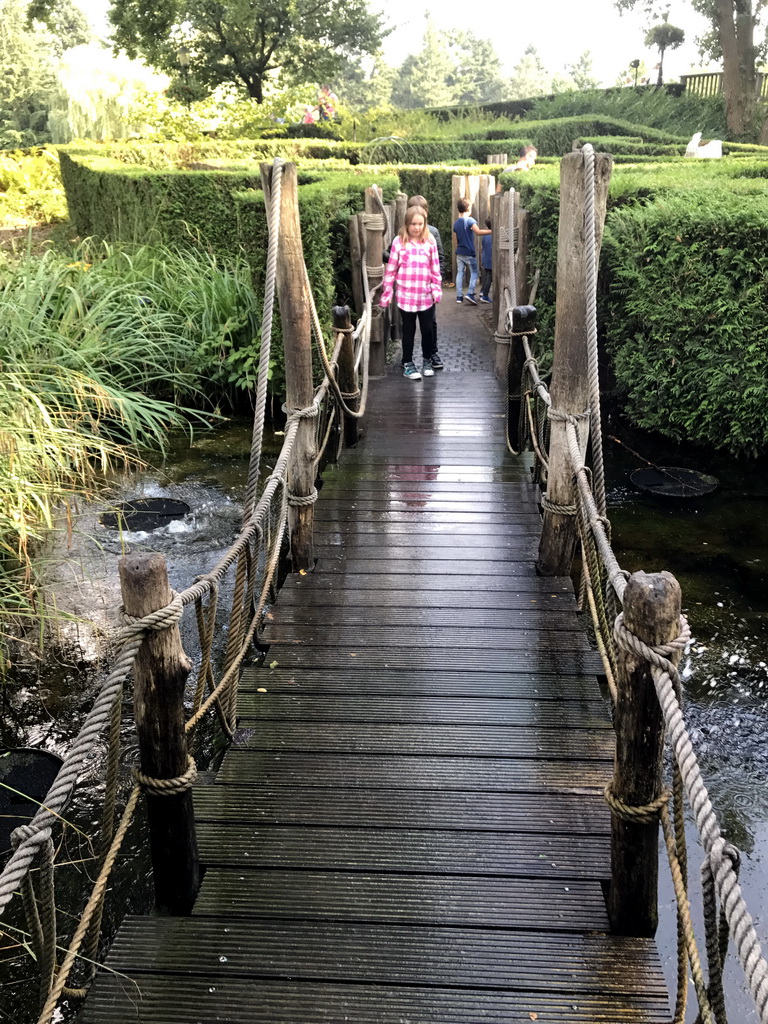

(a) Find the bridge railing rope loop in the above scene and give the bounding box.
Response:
[0,158,379,1023]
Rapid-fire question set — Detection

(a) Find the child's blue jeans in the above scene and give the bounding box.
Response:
[456,254,478,300]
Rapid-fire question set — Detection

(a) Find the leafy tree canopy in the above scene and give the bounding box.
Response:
[566,50,602,91]
[108,0,386,101]
[27,0,91,52]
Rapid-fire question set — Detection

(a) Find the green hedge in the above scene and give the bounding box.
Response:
[512,157,768,454]
[603,190,768,456]
[59,144,399,395]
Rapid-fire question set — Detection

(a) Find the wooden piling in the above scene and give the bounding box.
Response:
[364,186,387,376]
[348,213,364,317]
[120,552,198,915]
[537,150,612,577]
[261,160,315,571]
[333,305,359,448]
[608,570,680,936]
[493,190,511,378]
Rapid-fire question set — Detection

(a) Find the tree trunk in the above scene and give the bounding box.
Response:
[656,48,665,87]
[714,0,756,138]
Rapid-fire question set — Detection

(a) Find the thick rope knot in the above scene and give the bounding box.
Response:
[284,403,320,427]
[604,782,671,824]
[361,213,385,230]
[119,590,184,631]
[547,406,590,426]
[335,326,354,336]
[11,822,53,850]
[708,839,741,877]
[340,389,361,400]
[541,494,577,516]
[132,754,197,796]
[366,264,385,279]
[287,488,318,507]
[613,612,691,670]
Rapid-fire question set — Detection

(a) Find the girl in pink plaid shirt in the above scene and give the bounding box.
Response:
[380,207,442,380]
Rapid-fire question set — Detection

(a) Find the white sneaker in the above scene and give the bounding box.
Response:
[421,360,435,377]
[402,361,422,380]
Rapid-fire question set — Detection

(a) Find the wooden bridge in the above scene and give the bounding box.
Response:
[82,298,670,1022]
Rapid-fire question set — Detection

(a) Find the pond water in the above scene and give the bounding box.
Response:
[604,416,768,1022]
[1,412,767,1022]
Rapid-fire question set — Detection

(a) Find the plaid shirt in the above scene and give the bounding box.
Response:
[380,236,442,312]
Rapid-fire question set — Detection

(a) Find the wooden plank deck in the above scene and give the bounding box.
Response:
[82,305,669,1022]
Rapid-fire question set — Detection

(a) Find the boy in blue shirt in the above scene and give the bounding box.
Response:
[452,198,491,305]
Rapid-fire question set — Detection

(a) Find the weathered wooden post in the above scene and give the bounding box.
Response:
[333,304,359,448]
[348,213,364,316]
[364,186,387,376]
[261,160,315,571]
[450,174,463,287]
[390,192,407,342]
[493,190,512,378]
[537,150,612,576]
[490,191,502,335]
[120,552,198,915]
[515,205,529,302]
[608,570,680,936]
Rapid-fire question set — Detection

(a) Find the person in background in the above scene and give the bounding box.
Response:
[496,145,537,191]
[379,206,442,381]
[301,104,318,124]
[480,218,493,304]
[452,197,491,306]
[317,85,338,120]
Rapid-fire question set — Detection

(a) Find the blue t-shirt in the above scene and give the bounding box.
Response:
[481,233,493,269]
[453,215,477,256]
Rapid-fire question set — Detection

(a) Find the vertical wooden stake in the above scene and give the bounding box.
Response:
[608,570,680,936]
[333,304,359,448]
[537,150,612,576]
[364,186,386,376]
[120,552,198,915]
[493,191,511,378]
[490,192,502,337]
[261,160,315,571]
[348,213,364,317]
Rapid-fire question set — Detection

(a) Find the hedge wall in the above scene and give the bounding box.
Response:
[512,157,768,454]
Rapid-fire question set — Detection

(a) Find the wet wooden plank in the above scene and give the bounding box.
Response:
[84,917,668,998]
[192,786,611,833]
[193,834,611,881]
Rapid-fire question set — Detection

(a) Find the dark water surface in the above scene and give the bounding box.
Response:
[604,419,768,1022]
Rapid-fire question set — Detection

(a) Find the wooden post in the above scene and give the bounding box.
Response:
[120,552,198,915]
[333,304,359,448]
[261,161,315,571]
[450,175,463,287]
[364,186,386,376]
[348,213,364,317]
[537,150,612,576]
[608,570,680,936]
[493,190,511,378]
[490,192,502,336]
[515,206,529,303]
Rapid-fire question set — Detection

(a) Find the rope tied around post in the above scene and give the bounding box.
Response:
[604,782,671,825]
[613,612,692,667]
[287,489,318,507]
[361,213,385,231]
[118,589,184,632]
[132,754,198,797]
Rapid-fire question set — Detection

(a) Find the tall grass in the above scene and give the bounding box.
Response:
[0,238,260,661]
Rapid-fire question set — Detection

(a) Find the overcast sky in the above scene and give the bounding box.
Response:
[371,0,717,83]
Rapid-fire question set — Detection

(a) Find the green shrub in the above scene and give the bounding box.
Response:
[602,190,768,456]
[0,148,67,224]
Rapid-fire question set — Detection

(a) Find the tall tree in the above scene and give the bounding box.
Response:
[507,45,552,100]
[0,0,56,146]
[615,0,766,137]
[27,0,91,52]
[447,31,506,104]
[333,54,395,110]
[392,16,453,107]
[108,0,385,102]
[645,17,685,84]
[567,50,602,90]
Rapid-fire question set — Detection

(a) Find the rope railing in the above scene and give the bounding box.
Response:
[0,157,375,1024]
[505,144,768,1024]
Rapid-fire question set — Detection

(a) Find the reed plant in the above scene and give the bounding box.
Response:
[0,237,260,661]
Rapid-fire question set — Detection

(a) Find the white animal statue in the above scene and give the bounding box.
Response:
[684,132,723,158]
